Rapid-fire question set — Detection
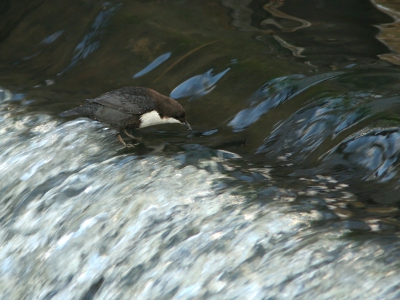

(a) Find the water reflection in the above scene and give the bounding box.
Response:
[256,91,399,160]
[317,128,400,204]
[373,0,400,65]
[272,35,305,57]
[133,52,171,78]
[1,95,400,298]
[261,1,311,32]
[0,87,12,102]
[170,68,230,100]
[220,0,260,33]
[242,0,393,67]
[1,0,400,298]
[59,4,120,75]
[40,30,64,45]
[229,72,341,132]
[330,128,400,181]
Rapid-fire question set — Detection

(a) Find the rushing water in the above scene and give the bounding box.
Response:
[1,0,400,299]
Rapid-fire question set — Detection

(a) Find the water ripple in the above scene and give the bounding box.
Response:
[133,52,171,78]
[0,97,399,299]
[40,30,64,45]
[170,68,230,100]
[318,128,400,203]
[58,4,120,75]
[229,72,342,132]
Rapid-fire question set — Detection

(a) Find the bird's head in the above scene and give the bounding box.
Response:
[173,111,192,131]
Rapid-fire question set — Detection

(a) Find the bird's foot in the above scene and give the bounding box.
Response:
[124,129,142,141]
[124,143,138,148]
[118,134,138,148]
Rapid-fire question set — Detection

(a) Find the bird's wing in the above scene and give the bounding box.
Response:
[88,88,156,115]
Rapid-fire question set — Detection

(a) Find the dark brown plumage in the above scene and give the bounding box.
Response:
[59,87,191,146]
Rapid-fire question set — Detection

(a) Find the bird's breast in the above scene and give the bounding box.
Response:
[139,110,180,128]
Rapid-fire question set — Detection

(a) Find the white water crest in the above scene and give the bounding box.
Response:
[0,94,400,300]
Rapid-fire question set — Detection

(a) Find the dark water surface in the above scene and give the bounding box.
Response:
[1,0,400,299]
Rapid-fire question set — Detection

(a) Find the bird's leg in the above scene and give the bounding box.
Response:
[117,134,128,146]
[124,129,142,141]
[118,134,137,148]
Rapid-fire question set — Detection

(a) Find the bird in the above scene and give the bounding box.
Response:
[59,87,191,146]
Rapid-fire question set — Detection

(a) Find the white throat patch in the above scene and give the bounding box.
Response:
[139,110,181,128]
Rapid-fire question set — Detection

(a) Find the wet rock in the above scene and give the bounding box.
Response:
[341,220,371,232]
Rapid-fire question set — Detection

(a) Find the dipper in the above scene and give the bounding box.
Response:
[59,87,191,146]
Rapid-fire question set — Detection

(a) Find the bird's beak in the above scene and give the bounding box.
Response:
[183,120,192,131]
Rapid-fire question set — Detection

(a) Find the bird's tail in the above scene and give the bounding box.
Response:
[58,105,85,117]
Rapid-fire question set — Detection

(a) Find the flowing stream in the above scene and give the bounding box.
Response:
[1,0,400,299]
